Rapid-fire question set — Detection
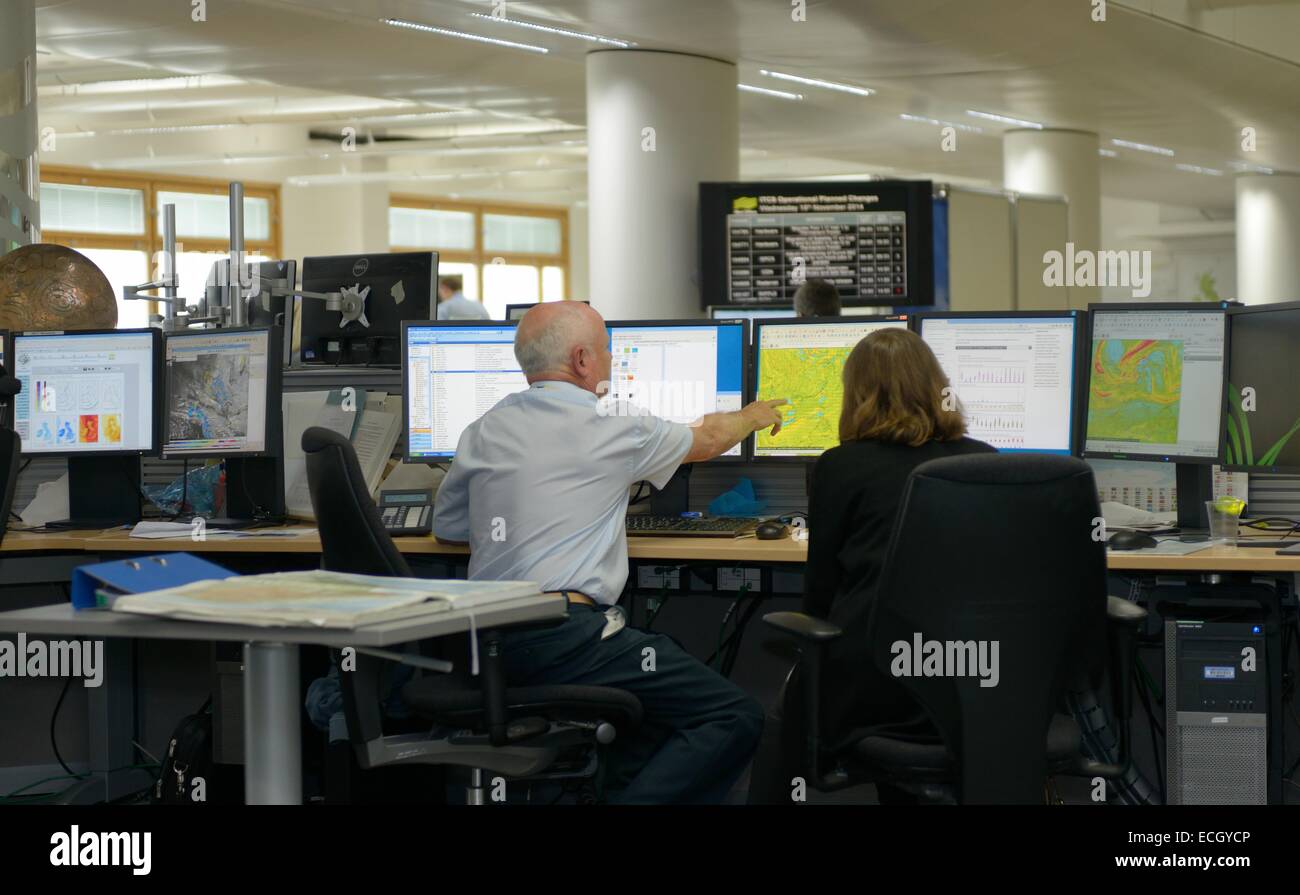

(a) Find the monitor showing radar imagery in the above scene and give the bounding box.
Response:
[163,327,279,457]
[1083,304,1229,463]
[752,316,910,458]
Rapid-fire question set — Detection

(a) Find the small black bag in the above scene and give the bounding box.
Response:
[154,697,215,804]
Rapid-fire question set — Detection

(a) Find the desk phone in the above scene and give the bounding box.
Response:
[378,489,433,537]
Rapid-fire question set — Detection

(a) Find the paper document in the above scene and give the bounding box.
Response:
[111,570,545,628]
[129,521,318,540]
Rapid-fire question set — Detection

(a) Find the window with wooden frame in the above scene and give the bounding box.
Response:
[389,196,568,321]
[39,166,281,329]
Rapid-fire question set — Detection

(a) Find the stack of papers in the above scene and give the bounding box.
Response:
[129,522,316,540]
[110,569,542,628]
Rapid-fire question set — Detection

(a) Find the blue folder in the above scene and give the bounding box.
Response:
[70,553,236,611]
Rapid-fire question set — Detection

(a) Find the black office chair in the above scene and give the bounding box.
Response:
[0,428,19,548]
[765,453,1147,805]
[301,426,642,802]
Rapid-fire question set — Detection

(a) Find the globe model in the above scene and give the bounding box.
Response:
[0,243,119,332]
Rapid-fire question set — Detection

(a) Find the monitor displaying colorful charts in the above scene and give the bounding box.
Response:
[752,316,910,458]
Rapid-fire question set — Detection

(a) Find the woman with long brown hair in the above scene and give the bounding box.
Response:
[749,327,995,804]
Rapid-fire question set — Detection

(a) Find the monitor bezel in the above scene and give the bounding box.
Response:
[1081,301,1232,466]
[505,303,534,321]
[604,318,751,463]
[707,303,796,320]
[11,326,165,458]
[160,325,284,460]
[913,308,1086,457]
[401,318,522,464]
[1220,299,1300,475]
[749,314,912,463]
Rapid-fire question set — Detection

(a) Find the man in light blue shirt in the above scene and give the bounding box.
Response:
[436,274,491,320]
[434,301,786,803]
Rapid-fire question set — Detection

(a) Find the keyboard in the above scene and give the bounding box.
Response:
[625,515,755,537]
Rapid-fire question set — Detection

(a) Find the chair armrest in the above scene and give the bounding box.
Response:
[355,646,453,674]
[763,611,843,643]
[762,611,842,786]
[1092,596,1149,778]
[480,629,509,748]
[1107,595,1148,626]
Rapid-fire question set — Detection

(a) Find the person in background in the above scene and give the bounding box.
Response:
[793,278,842,317]
[433,301,788,803]
[748,327,995,804]
[436,274,491,320]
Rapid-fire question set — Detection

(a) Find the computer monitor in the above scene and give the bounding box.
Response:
[752,315,911,459]
[506,300,590,322]
[299,252,438,366]
[708,304,797,324]
[207,258,296,366]
[11,328,162,525]
[403,321,528,463]
[1083,303,1230,464]
[917,311,1083,454]
[163,327,281,458]
[1223,301,1300,473]
[604,319,748,460]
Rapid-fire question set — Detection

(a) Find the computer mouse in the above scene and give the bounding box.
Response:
[1107,529,1159,551]
[755,521,790,540]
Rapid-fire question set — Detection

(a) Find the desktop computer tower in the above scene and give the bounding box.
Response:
[1164,620,1267,804]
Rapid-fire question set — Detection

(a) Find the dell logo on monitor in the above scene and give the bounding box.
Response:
[352,258,370,277]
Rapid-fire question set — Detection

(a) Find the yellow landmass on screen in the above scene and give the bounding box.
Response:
[757,347,848,453]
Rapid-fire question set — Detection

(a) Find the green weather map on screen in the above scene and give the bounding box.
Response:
[1087,338,1184,444]
[756,345,847,454]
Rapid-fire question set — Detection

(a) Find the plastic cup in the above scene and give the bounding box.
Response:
[1205,499,1243,545]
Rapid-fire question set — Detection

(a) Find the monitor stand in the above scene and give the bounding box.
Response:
[648,465,693,517]
[1176,463,1214,532]
[208,456,286,529]
[48,455,144,529]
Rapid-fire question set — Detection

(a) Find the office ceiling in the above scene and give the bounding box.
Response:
[32,0,1300,210]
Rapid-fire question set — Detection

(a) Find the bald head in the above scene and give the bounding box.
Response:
[514,301,611,392]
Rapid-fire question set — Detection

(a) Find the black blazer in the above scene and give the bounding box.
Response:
[804,435,997,744]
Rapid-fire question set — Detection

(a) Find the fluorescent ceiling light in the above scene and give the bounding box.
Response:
[467,12,631,47]
[1098,148,1118,157]
[966,109,1043,129]
[1110,138,1174,157]
[111,123,242,136]
[39,74,248,96]
[759,70,873,97]
[1175,163,1223,176]
[899,113,983,134]
[383,18,549,53]
[738,84,803,101]
[1231,161,1275,175]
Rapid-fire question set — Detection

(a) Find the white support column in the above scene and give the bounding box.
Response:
[1003,129,1100,308]
[586,50,739,320]
[1235,174,1300,305]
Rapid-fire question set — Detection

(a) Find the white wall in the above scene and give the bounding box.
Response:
[1099,196,1235,303]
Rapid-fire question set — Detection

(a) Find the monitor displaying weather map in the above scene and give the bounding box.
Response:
[1084,307,1227,461]
[11,330,157,454]
[753,317,911,458]
[164,329,271,456]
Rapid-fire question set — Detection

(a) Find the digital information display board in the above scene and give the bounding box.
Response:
[727,206,907,303]
[700,181,934,310]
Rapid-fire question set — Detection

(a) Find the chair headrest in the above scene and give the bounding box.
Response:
[912,452,1092,488]
[302,425,352,455]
